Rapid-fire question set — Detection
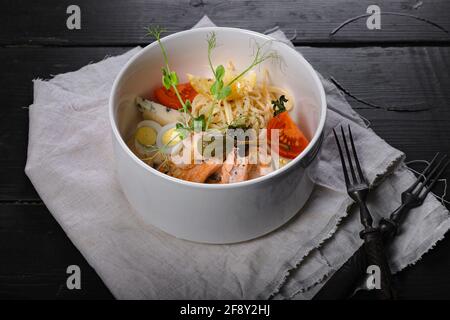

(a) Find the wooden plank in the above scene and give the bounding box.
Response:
[0,47,129,201]
[354,233,450,300]
[0,203,114,299]
[301,46,450,161]
[1,46,449,200]
[1,202,450,299]
[1,0,450,46]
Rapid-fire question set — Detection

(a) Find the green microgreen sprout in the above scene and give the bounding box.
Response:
[145,27,280,153]
[205,32,279,130]
[207,33,232,101]
[146,26,191,127]
[227,40,279,87]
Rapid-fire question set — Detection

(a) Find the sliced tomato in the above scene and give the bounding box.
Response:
[154,82,197,110]
[267,112,309,159]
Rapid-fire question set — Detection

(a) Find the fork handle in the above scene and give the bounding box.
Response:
[314,217,400,300]
[359,202,395,300]
[315,229,396,300]
[379,217,398,240]
[315,205,404,300]
[379,203,410,240]
[313,245,367,300]
[361,228,396,300]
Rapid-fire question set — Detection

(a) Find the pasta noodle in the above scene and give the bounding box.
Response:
[190,67,293,131]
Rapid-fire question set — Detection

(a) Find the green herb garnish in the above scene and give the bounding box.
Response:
[193,114,206,131]
[207,33,231,101]
[272,95,288,116]
[227,40,278,87]
[174,114,206,139]
[146,27,279,138]
[146,26,191,126]
[205,32,278,130]
[175,122,190,140]
[227,114,250,130]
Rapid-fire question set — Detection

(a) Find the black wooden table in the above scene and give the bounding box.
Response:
[1,0,449,299]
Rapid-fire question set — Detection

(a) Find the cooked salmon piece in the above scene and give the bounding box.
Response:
[220,148,254,183]
[162,161,222,183]
[248,163,273,180]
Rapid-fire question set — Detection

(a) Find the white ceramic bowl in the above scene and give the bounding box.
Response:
[109,27,326,243]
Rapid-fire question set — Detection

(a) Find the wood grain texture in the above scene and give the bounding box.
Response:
[1,0,450,46]
[0,204,114,299]
[0,47,128,200]
[1,46,449,200]
[1,204,449,299]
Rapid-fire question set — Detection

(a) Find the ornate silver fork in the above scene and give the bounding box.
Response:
[380,152,449,238]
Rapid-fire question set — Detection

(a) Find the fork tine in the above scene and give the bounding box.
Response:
[340,126,358,184]
[333,128,350,187]
[347,124,366,184]
[414,154,447,195]
[420,159,450,200]
[406,152,440,192]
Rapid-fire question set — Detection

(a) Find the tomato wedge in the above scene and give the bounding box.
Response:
[267,112,309,159]
[154,82,197,110]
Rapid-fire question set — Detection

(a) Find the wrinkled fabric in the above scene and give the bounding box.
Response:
[25,16,450,299]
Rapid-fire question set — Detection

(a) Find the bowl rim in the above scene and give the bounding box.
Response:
[109,26,327,190]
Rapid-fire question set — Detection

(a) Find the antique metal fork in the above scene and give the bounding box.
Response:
[315,147,449,299]
[380,153,449,239]
[333,125,395,299]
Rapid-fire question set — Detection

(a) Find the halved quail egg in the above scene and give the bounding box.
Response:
[157,123,183,155]
[134,120,161,156]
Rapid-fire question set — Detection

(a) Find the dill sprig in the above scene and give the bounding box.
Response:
[272,95,288,116]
